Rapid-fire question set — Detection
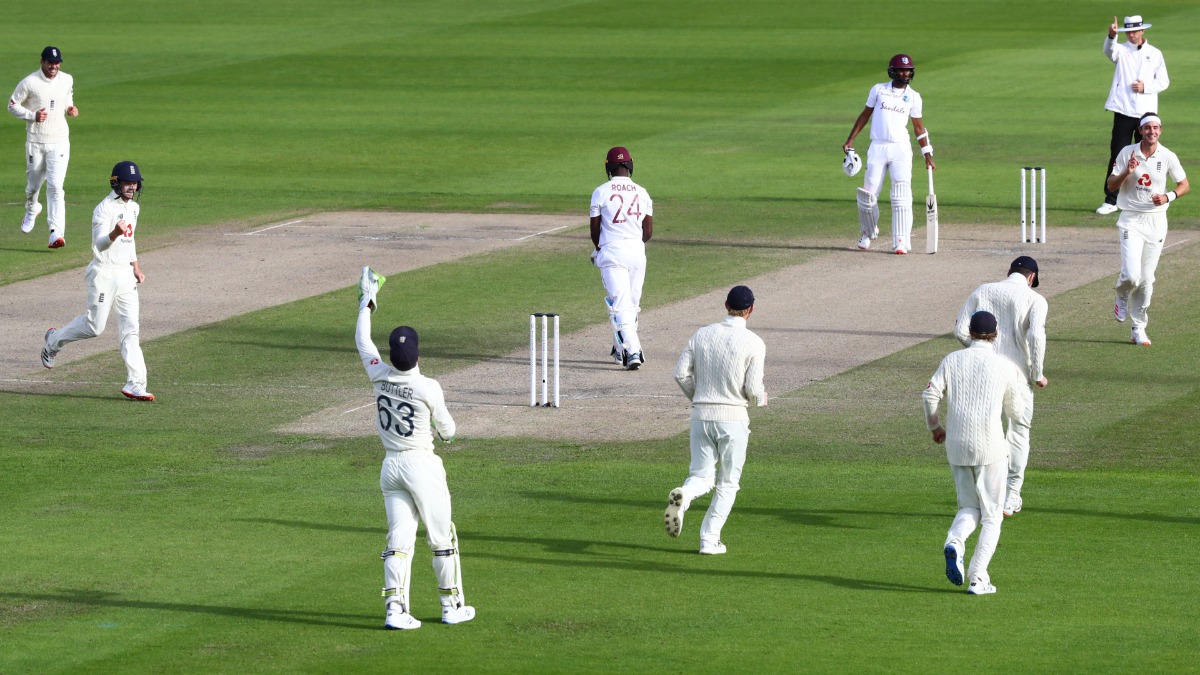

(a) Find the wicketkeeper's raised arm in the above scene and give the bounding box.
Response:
[356,306,383,367]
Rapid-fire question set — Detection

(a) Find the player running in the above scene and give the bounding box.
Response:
[843,54,935,254]
[355,267,475,630]
[41,161,154,401]
[8,46,78,248]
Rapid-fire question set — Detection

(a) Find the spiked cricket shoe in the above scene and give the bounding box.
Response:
[664,488,687,538]
[944,542,964,586]
[1114,295,1129,322]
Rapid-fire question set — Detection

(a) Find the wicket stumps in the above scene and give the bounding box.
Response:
[529,313,560,407]
[1020,166,1047,243]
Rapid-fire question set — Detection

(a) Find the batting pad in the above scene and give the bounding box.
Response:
[891,182,913,251]
[856,188,879,240]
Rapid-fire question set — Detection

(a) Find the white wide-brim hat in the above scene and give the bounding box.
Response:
[1117,15,1152,32]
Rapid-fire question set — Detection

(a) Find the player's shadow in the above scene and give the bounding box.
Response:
[456,536,959,594]
[1033,507,1199,526]
[519,491,943,528]
[235,517,377,533]
[0,590,377,629]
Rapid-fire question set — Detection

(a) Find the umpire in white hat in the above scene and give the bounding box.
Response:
[1097,15,1170,215]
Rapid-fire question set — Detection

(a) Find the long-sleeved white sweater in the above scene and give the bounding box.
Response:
[923,341,1032,467]
[954,273,1047,383]
[8,70,74,143]
[674,315,767,421]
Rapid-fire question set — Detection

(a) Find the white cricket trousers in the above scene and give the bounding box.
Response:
[862,142,914,251]
[1114,212,1167,331]
[678,419,750,545]
[945,460,1005,585]
[596,239,646,355]
[50,261,147,391]
[25,140,70,243]
[380,450,465,611]
[1006,381,1034,500]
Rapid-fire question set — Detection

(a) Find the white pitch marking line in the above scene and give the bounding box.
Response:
[514,224,573,241]
[342,401,376,415]
[1165,238,1190,250]
[229,219,305,236]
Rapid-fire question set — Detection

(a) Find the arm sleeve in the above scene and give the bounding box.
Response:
[953,295,975,347]
[742,337,767,406]
[1026,297,1048,381]
[428,382,457,440]
[864,84,879,108]
[1144,51,1169,94]
[922,362,947,430]
[1168,154,1187,183]
[356,306,383,366]
[1111,146,1130,176]
[66,75,75,107]
[674,339,696,401]
[7,82,33,121]
[589,187,603,218]
[92,203,115,251]
[1102,36,1118,62]
[909,91,923,120]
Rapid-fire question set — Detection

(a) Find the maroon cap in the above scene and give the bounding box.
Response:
[606,147,632,164]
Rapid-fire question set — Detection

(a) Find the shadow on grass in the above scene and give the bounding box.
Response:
[458,541,960,595]
[519,491,944,527]
[0,591,376,629]
[1032,507,1200,526]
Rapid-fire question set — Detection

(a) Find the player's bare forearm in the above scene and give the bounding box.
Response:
[642,216,653,243]
[589,216,601,248]
[131,262,145,284]
[844,107,872,151]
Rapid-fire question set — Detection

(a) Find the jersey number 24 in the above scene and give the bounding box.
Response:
[608,193,643,224]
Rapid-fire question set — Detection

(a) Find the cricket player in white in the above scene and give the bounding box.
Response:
[41,161,153,401]
[954,256,1047,517]
[664,285,767,555]
[843,54,935,254]
[591,146,653,370]
[924,311,1031,595]
[355,267,474,630]
[1097,15,1169,215]
[1106,114,1188,346]
[8,46,78,248]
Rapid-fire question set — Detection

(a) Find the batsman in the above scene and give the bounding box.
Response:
[843,53,936,254]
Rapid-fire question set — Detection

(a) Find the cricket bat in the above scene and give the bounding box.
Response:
[925,166,939,254]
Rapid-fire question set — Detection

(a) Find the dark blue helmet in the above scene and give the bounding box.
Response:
[110,161,143,196]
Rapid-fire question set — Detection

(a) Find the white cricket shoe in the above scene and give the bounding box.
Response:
[120,386,156,402]
[664,488,687,538]
[384,602,421,630]
[358,266,386,312]
[41,328,58,369]
[1132,327,1151,346]
[872,224,879,240]
[1095,203,1119,215]
[20,203,42,234]
[610,346,625,364]
[1003,495,1022,517]
[1114,295,1129,322]
[944,542,964,586]
[441,604,476,625]
[856,236,871,250]
[699,540,727,555]
[967,580,997,595]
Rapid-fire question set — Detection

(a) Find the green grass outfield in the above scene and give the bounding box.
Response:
[2,0,1200,671]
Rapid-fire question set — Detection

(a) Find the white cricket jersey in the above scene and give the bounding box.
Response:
[674,315,767,422]
[923,342,1031,467]
[356,310,456,453]
[8,70,74,143]
[90,192,140,266]
[1113,142,1186,214]
[865,82,922,144]
[1103,38,1168,118]
[590,177,653,248]
[954,274,1048,383]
